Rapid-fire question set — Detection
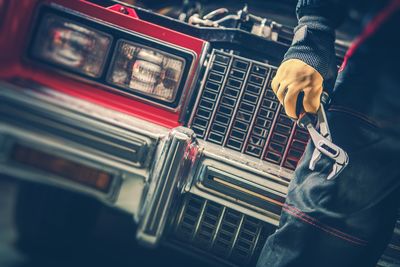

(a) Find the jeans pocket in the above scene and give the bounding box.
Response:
[327,105,383,154]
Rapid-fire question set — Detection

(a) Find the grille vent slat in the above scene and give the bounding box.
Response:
[191,50,309,171]
[169,194,276,266]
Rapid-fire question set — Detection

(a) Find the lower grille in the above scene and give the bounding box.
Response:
[190,49,309,171]
[168,194,274,266]
[169,195,400,267]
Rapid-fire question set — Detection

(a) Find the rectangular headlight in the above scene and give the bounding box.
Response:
[30,14,112,78]
[107,40,185,103]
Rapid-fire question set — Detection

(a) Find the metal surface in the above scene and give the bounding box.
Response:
[0,1,397,267]
[0,0,208,128]
[167,193,275,267]
[297,105,349,180]
[0,81,168,215]
[188,142,287,227]
[189,49,309,177]
[136,127,197,246]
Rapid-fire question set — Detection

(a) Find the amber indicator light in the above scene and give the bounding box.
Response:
[10,144,113,193]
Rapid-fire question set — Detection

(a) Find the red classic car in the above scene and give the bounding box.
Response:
[0,1,398,266]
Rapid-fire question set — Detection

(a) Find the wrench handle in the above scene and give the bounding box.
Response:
[295,91,330,118]
[295,92,316,128]
[297,111,316,129]
[295,91,305,119]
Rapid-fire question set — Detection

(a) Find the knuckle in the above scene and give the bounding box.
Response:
[282,67,289,77]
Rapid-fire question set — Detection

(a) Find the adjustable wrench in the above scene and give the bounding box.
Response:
[296,93,349,180]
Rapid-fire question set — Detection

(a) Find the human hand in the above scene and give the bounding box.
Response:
[271,59,324,119]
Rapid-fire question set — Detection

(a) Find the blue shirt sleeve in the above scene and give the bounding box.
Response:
[283,0,348,91]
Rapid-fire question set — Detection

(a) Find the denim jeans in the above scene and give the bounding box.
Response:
[257,9,400,267]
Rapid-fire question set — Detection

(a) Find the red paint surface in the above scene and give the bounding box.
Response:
[107,4,138,18]
[0,0,207,128]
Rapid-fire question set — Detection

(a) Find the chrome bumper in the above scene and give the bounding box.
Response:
[0,82,168,218]
[0,82,289,251]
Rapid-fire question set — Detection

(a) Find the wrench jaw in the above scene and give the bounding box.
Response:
[299,104,350,180]
[326,151,349,180]
[315,140,349,180]
[327,164,343,180]
[309,149,322,171]
[309,143,349,180]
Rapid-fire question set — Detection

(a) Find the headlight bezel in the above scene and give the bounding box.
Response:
[106,35,192,106]
[30,12,113,78]
[27,5,195,109]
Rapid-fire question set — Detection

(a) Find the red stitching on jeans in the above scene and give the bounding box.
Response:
[282,206,367,246]
[339,0,400,72]
[284,204,368,244]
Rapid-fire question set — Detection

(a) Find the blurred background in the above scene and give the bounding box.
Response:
[0,177,207,267]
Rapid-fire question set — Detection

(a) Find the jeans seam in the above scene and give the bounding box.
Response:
[283,204,368,246]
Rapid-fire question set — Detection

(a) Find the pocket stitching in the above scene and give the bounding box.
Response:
[328,105,380,129]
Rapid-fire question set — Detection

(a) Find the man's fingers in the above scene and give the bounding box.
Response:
[283,85,302,119]
[303,86,322,113]
[271,59,324,116]
[276,80,289,104]
[271,64,285,94]
[271,76,280,94]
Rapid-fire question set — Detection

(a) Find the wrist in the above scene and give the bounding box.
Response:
[284,21,337,91]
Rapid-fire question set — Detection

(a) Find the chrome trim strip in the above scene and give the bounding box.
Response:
[197,140,294,181]
[187,49,217,127]
[179,41,210,123]
[136,127,196,247]
[5,80,167,140]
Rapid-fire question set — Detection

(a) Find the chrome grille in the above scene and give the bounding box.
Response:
[190,50,309,170]
[169,194,274,266]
